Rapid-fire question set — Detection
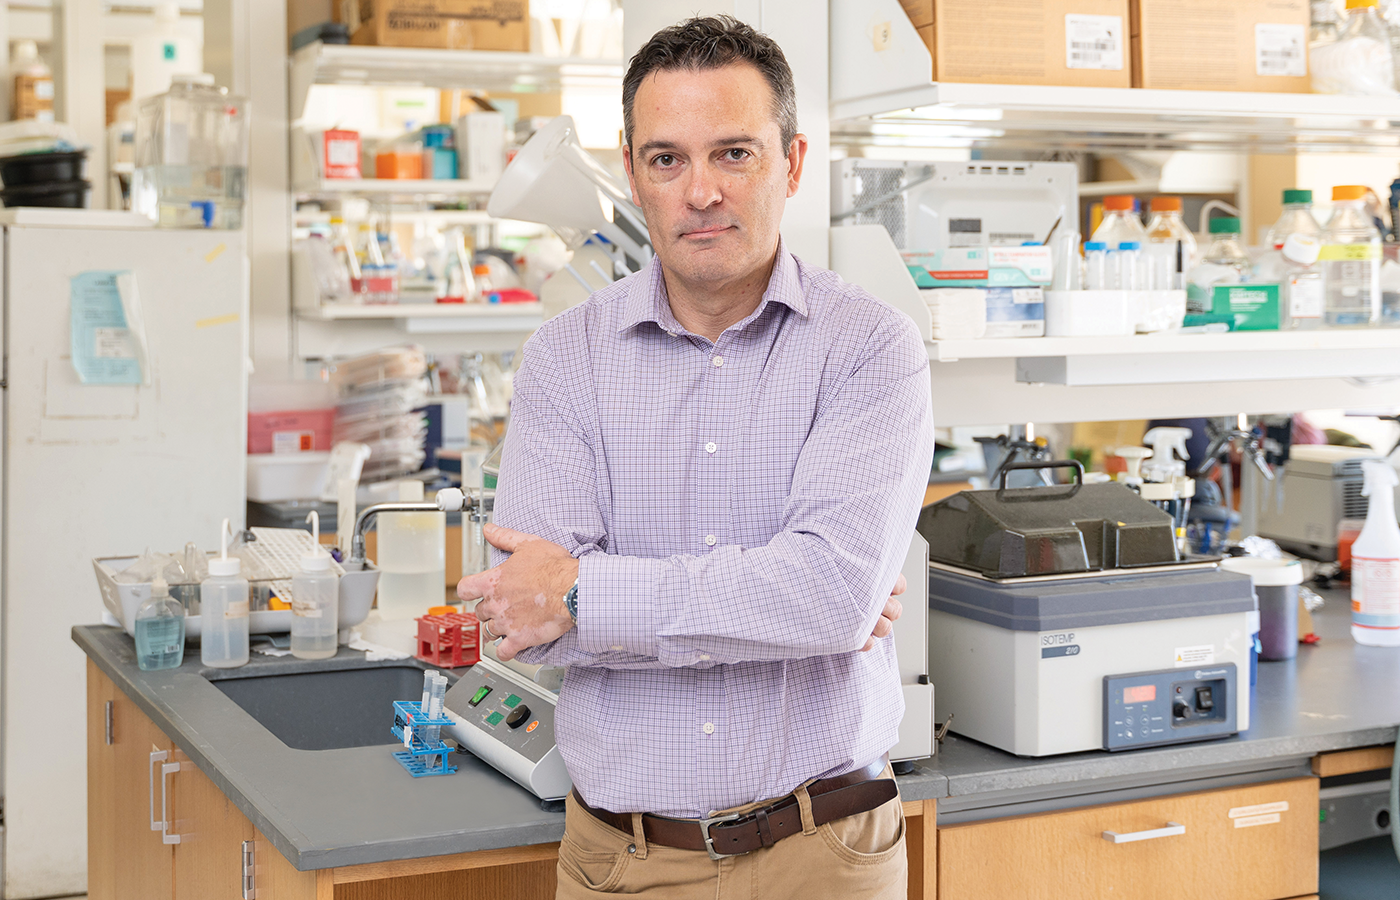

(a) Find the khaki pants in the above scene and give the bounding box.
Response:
[556,769,906,899]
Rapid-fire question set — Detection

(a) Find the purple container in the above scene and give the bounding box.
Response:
[1221,558,1303,661]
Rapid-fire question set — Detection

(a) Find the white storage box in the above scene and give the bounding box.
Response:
[1044,290,1134,336]
[247,451,331,502]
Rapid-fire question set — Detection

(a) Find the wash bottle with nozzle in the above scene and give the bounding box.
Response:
[291,511,340,660]
[1351,459,1400,647]
[201,517,250,667]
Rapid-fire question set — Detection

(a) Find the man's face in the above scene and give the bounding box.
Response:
[623,63,806,293]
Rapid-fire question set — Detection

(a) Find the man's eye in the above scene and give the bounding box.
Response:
[725,149,750,161]
[654,154,676,167]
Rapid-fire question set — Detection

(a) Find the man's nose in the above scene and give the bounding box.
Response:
[683,163,722,211]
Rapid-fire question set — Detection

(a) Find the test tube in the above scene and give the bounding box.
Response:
[1050,231,1083,291]
[1116,241,1141,290]
[1084,242,1109,290]
[421,669,438,713]
[426,675,448,768]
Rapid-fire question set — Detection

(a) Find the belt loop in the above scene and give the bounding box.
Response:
[795,783,818,836]
[630,812,649,859]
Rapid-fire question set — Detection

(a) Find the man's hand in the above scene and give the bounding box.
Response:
[457,523,579,662]
[860,572,906,652]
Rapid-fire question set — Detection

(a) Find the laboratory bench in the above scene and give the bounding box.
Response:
[76,590,1396,900]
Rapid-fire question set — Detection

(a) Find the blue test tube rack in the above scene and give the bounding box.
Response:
[390,700,457,777]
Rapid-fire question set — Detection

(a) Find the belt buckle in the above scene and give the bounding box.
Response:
[698,811,746,860]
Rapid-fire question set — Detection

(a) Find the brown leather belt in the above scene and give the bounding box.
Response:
[571,757,897,860]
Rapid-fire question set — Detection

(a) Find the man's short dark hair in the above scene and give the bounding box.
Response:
[622,15,798,155]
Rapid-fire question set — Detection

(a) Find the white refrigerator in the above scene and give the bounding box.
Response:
[0,210,247,898]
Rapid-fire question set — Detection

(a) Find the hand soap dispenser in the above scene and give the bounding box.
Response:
[135,575,185,670]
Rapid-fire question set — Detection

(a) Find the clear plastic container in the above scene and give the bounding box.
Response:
[1312,0,1397,96]
[132,73,248,229]
[1090,195,1147,248]
[1256,233,1324,330]
[1144,196,1197,290]
[376,481,447,620]
[1112,241,1142,290]
[1321,184,1382,327]
[291,512,339,660]
[1186,217,1251,315]
[1351,459,1400,645]
[1266,189,1323,250]
[200,520,249,668]
[1083,241,1109,290]
[135,577,185,671]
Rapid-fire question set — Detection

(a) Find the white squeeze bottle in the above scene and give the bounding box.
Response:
[291,511,340,660]
[1351,459,1400,646]
[200,517,249,667]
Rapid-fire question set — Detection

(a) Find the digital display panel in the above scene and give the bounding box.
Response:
[469,686,491,707]
[1123,684,1157,704]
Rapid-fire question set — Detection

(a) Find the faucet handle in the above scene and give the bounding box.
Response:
[436,487,470,512]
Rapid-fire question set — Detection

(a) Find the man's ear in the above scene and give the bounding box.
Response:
[786,133,808,198]
[622,145,642,207]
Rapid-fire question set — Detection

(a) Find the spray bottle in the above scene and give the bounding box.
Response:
[1351,459,1400,646]
[201,518,250,668]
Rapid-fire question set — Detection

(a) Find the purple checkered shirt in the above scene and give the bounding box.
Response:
[495,239,934,817]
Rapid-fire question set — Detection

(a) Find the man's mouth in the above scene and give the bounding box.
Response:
[680,225,734,240]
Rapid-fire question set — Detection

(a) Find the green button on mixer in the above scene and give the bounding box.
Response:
[485,711,505,726]
[503,694,521,709]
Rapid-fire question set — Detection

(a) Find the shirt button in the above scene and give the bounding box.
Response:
[705,535,717,546]
[700,654,710,661]
[611,645,623,651]
[705,442,717,454]
[703,722,716,735]
[711,356,724,367]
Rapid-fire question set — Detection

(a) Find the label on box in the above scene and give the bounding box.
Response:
[990,245,1054,286]
[985,287,1045,334]
[1174,644,1215,667]
[1255,24,1307,78]
[226,600,249,619]
[1065,14,1123,71]
[273,430,316,453]
[1211,284,1280,331]
[903,248,990,287]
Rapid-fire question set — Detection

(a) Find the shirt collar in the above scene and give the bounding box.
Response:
[618,237,808,334]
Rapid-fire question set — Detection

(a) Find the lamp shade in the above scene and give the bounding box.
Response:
[488,115,650,272]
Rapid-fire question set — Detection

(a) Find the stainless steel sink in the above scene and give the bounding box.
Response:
[208,665,449,751]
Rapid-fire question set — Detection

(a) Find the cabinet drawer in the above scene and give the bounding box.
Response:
[939,777,1318,900]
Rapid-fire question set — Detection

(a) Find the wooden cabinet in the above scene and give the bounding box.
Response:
[86,660,175,900]
[937,778,1319,900]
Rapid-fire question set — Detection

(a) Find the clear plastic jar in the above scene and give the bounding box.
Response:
[1083,241,1109,290]
[132,73,248,229]
[1265,189,1323,250]
[1090,195,1147,248]
[1321,184,1382,327]
[1144,196,1197,290]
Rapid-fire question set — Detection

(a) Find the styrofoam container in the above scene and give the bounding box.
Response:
[1043,290,1134,337]
[93,555,379,638]
[247,451,331,502]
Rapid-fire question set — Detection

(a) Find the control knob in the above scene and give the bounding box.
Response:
[506,705,531,729]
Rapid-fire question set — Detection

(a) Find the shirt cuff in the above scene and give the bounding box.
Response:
[575,553,662,657]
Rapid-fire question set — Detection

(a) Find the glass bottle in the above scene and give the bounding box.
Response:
[1321,184,1382,327]
[1090,195,1148,248]
[135,576,186,671]
[1266,189,1323,250]
[1145,196,1198,290]
[1186,217,1250,315]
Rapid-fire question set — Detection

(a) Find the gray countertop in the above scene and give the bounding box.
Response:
[73,588,1400,872]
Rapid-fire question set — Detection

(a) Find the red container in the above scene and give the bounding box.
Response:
[247,408,336,454]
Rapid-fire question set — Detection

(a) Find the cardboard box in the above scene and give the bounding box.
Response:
[348,0,529,51]
[913,0,1131,88]
[1131,0,1310,92]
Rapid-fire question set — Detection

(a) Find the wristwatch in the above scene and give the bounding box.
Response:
[562,578,579,625]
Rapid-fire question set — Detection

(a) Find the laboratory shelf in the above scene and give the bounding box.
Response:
[289,40,624,122]
[293,178,496,199]
[828,1,1400,153]
[298,301,543,335]
[927,329,1400,362]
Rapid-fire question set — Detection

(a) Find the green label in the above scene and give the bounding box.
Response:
[163,42,177,61]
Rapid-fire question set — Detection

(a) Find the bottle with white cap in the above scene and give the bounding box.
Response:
[200,517,249,668]
[291,511,340,660]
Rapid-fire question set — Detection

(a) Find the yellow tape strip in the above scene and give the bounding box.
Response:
[204,243,228,263]
[195,312,240,329]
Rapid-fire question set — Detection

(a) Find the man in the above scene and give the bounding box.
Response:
[458,15,933,898]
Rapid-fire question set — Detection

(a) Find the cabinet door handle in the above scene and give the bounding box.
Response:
[160,759,183,844]
[1102,821,1186,844]
[149,750,168,831]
